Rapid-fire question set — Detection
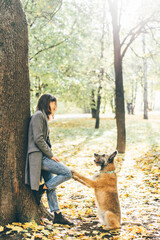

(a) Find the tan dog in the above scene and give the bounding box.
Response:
[72,151,121,229]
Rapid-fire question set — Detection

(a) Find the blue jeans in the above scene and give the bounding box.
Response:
[41,156,72,212]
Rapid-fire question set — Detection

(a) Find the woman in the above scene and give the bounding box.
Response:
[25,93,73,225]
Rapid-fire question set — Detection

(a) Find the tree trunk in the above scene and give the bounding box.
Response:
[95,0,106,129]
[91,90,97,118]
[108,0,126,153]
[114,56,126,153]
[143,34,148,119]
[0,0,48,225]
[95,86,101,129]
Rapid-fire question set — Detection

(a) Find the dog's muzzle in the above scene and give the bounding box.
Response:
[94,159,102,164]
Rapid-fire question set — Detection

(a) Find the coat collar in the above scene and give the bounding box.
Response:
[42,110,48,122]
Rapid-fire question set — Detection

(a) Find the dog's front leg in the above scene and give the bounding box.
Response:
[73,175,90,187]
[72,170,96,188]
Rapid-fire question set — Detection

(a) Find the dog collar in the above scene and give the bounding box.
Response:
[100,170,115,174]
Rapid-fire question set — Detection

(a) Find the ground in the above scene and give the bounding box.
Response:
[0,113,160,239]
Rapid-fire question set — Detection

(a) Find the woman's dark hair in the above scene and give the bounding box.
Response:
[36,93,57,118]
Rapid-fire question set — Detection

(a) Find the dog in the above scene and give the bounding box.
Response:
[72,151,121,229]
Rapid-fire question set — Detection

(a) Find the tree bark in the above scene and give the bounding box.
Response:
[108,0,126,153]
[0,0,47,225]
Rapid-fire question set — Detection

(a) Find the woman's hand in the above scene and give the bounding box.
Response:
[51,156,60,162]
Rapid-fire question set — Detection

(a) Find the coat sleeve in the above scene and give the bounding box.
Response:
[32,112,54,159]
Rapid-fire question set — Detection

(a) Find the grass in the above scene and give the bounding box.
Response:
[50,113,160,158]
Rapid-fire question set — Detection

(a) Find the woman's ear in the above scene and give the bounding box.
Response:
[108,151,118,163]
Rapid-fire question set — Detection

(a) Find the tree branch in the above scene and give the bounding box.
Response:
[51,0,63,18]
[130,46,142,58]
[24,0,30,10]
[34,0,63,21]
[121,21,148,59]
[30,40,66,60]
[121,13,158,59]
[30,18,76,60]
[147,24,160,47]
[120,22,142,47]
[26,0,63,28]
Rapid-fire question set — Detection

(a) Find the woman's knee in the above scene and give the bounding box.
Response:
[65,169,72,179]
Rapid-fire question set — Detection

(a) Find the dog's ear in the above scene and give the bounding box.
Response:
[108,151,118,163]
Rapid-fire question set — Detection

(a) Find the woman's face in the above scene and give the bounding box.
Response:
[49,101,57,119]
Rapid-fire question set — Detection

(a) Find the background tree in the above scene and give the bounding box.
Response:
[142,33,148,119]
[95,0,106,129]
[108,0,159,152]
[108,0,126,153]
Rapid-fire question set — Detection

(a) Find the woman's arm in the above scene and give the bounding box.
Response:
[32,112,53,158]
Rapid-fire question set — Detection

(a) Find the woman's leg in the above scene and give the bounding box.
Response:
[41,157,73,225]
[41,156,72,190]
[41,171,59,212]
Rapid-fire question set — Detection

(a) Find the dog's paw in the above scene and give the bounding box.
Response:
[71,170,79,179]
[71,169,76,176]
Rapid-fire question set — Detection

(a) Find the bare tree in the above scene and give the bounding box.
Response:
[108,0,155,152]
[108,0,126,152]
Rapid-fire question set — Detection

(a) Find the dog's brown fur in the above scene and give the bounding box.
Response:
[72,151,121,229]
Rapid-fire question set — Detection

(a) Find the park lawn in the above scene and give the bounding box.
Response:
[0,113,159,239]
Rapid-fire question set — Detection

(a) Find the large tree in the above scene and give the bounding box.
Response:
[0,0,51,225]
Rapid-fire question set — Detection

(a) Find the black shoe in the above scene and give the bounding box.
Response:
[53,212,74,226]
[34,184,46,205]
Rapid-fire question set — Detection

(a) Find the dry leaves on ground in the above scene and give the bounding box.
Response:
[0,116,160,239]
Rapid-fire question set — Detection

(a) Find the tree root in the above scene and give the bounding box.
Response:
[39,202,54,221]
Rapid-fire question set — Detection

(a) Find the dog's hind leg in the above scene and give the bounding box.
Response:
[97,210,105,225]
[104,211,121,229]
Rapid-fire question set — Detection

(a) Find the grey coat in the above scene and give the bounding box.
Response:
[25,110,53,190]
